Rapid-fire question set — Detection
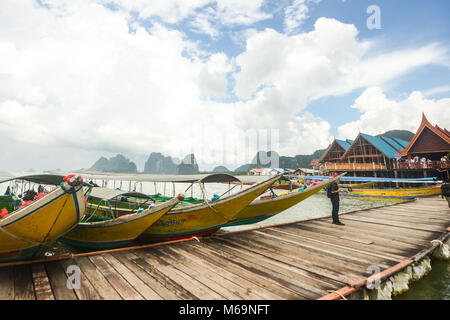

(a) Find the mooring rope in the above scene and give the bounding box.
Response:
[198,181,231,222]
[431,240,444,246]
[327,289,348,300]
[0,183,81,247]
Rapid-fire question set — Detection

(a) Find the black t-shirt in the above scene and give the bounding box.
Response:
[442,184,450,196]
[327,182,340,200]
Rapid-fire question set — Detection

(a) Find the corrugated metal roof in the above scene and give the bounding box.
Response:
[336,139,352,151]
[390,137,410,149]
[381,137,404,152]
[360,133,402,159]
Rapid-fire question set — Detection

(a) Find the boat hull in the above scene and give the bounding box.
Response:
[336,186,441,199]
[138,174,282,243]
[226,175,340,226]
[0,182,85,262]
[60,198,179,249]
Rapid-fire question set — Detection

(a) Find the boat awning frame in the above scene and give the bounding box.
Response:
[88,187,154,201]
[0,174,66,186]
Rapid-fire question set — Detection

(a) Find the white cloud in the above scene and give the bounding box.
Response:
[284,0,320,34]
[102,0,213,24]
[234,17,448,110]
[337,87,450,139]
[0,2,447,171]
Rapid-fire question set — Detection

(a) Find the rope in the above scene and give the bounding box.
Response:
[431,240,444,246]
[0,183,81,247]
[327,289,348,300]
[41,196,69,243]
[198,182,231,222]
[0,225,44,246]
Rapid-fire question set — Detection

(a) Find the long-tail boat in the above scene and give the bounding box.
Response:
[59,188,179,249]
[137,173,282,243]
[225,173,344,226]
[0,174,87,262]
[306,175,442,199]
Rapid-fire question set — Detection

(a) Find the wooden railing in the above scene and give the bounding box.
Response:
[322,162,387,171]
[392,161,450,170]
[321,161,450,171]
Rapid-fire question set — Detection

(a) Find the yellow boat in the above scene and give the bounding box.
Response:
[340,182,376,188]
[338,185,441,199]
[226,174,343,226]
[137,173,283,243]
[0,174,86,262]
[60,188,179,249]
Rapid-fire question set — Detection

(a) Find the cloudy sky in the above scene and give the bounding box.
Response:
[1,0,449,172]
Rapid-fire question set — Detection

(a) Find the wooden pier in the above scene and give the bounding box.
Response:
[0,197,448,300]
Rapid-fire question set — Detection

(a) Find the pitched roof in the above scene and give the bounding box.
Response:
[360,133,402,159]
[336,139,352,151]
[318,138,351,162]
[341,133,410,159]
[399,113,450,156]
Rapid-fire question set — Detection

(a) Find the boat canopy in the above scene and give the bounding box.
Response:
[88,187,154,201]
[303,175,439,183]
[0,174,66,185]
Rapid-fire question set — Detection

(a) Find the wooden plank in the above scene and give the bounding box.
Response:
[276,223,419,254]
[75,256,122,300]
[13,264,35,300]
[88,255,143,300]
[154,246,246,300]
[341,215,445,232]
[203,240,328,299]
[227,231,383,276]
[139,248,226,300]
[374,207,449,218]
[256,229,407,265]
[280,222,429,252]
[111,251,181,300]
[205,237,339,298]
[309,218,437,239]
[354,210,449,226]
[0,266,14,300]
[45,261,77,300]
[166,245,280,300]
[31,264,54,300]
[339,236,374,245]
[102,253,162,300]
[364,210,450,223]
[121,250,198,300]
[217,233,368,284]
[288,220,432,247]
[184,242,305,299]
[59,259,102,300]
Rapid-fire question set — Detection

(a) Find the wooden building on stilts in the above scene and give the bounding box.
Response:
[318,113,450,181]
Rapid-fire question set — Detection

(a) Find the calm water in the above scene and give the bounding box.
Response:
[1,176,448,299]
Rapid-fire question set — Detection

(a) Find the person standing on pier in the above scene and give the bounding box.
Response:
[441,183,450,208]
[327,173,344,225]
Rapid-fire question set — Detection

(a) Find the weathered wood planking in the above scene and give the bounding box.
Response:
[0,196,448,300]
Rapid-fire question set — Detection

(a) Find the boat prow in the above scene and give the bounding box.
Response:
[60,197,179,249]
[138,173,283,243]
[226,173,345,226]
[0,175,86,262]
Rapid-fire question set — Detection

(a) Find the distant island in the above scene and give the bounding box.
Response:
[89,153,199,174]
[87,129,414,174]
[89,154,138,173]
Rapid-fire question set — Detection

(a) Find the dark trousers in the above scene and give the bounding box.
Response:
[331,198,340,223]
